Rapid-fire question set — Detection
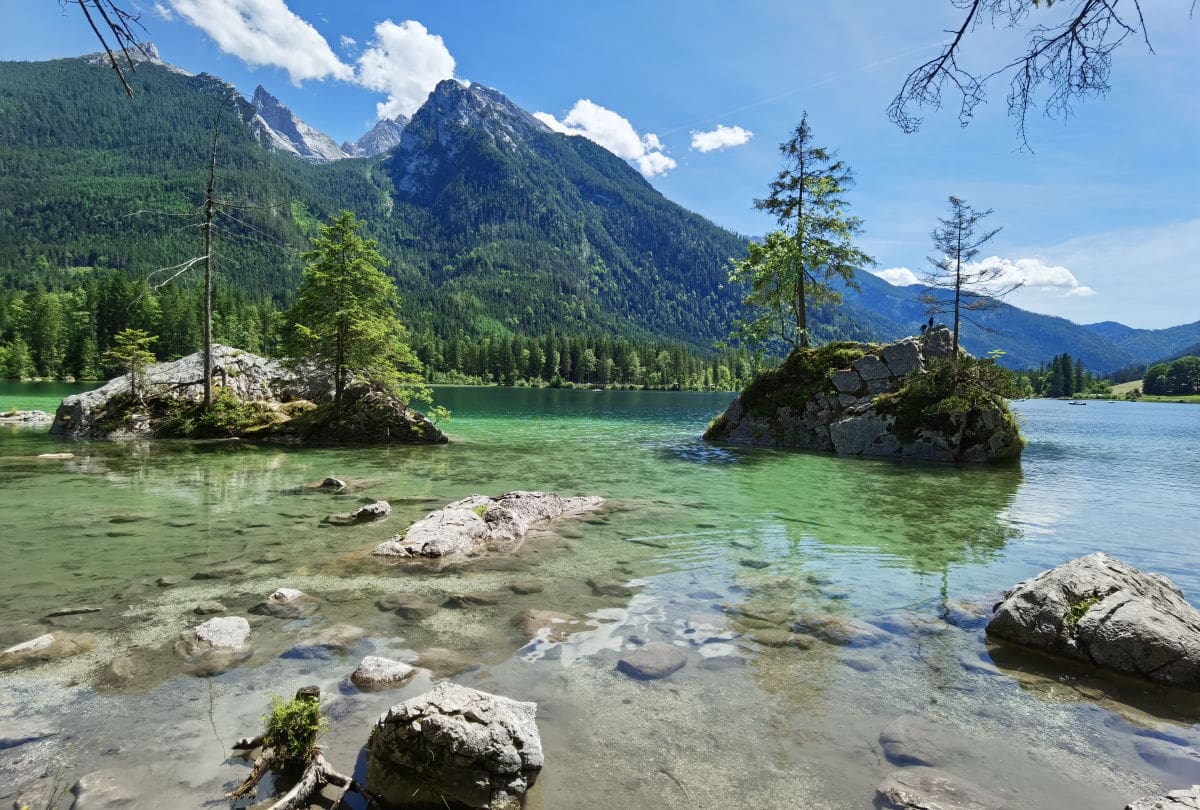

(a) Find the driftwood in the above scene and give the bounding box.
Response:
[227,686,381,809]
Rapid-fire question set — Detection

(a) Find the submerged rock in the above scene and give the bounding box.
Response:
[367,682,543,810]
[987,553,1200,689]
[704,327,1022,463]
[616,642,687,680]
[376,592,440,621]
[351,656,427,689]
[792,613,890,647]
[174,616,251,673]
[511,609,590,643]
[414,647,477,677]
[1126,785,1200,809]
[876,767,1001,810]
[284,624,366,659]
[879,716,961,767]
[324,500,391,526]
[0,632,95,670]
[250,587,319,618]
[372,491,605,560]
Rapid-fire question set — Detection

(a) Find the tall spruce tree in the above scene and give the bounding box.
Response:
[284,211,424,412]
[732,113,873,350]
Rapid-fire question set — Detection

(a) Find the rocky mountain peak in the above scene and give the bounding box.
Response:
[250,85,346,163]
[342,115,409,158]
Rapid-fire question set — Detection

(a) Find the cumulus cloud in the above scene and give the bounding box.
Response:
[874,256,1094,297]
[968,256,1095,297]
[339,34,356,50]
[153,2,174,20]
[355,20,456,119]
[168,0,353,84]
[534,100,676,176]
[690,124,753,153]
[873,267,921,286]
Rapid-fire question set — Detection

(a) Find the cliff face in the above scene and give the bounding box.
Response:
[704,327,1023,463]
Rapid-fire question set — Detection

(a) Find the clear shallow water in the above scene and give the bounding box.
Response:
[1,384,1199,808]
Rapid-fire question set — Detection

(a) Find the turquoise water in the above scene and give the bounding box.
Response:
[1,384,1199,808]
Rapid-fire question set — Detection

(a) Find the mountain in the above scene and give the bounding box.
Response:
[1082,320,1200,364]
[0,50,1190,371]
[838,274,1151,371]
[343,116,409,158]
[0,54,745,350]
[251,85,347,162]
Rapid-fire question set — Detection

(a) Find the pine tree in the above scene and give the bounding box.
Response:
[284,211,423,411]
[920,197,1017,359]
[732,113,872,349]
[102,328,156,400]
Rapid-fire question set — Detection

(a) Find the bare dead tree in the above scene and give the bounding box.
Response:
[920,196,1021,359]
[65,0,150,97]
[140,92,290,409]
[889,0,1174,147]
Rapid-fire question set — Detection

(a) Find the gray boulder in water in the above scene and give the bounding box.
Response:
[372,491,604,560]
[876,766,1004,809]
[367,682,543,810]
[1126,785,1200,809]
[987,553,1200,689]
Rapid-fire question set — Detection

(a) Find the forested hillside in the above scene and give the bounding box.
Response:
[0,52,1193,382]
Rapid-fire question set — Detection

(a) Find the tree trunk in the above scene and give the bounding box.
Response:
[952,223,962,363]
[202,112,218,409]
[334,321,346,413]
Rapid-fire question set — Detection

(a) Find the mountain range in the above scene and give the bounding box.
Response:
[0,48,1194,372]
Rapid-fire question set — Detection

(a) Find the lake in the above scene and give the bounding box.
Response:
[1,384,1199,808]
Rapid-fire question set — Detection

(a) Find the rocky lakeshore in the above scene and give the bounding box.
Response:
[49,344,447,444]
[704,327,1023,462]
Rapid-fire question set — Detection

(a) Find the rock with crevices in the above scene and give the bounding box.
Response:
[367,682,543,810]
[987,553,1200,689]
[372,491,604,560]
[1126,785,1200,809]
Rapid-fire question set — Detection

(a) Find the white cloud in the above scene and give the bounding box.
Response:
[152,2,174,20]
[967,256,1095,297]
[534,100,675,177]
[168,0,353,84]
[355,20,456,119]
[339,35,356,50]
[690,124,753,153]
[878,256,1094,297]
[873,266,921,286]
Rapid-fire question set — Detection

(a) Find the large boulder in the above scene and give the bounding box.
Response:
[704,327,1022,463]
[50,345,446,444]
[372,491,604,560]
[367,682,543,810]
[987,553,1200,689]
[1126,786,1200,809]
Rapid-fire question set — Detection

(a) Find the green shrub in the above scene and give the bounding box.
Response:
[875,356,1018,442]
[738,342,868,418]
[262,694,328,767]
[1065,595,1103,626]
[160,388,279,438]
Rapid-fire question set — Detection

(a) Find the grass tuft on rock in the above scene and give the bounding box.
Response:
[736,342,868,420]
[1064,595,1103,627]
[262,693,329,768]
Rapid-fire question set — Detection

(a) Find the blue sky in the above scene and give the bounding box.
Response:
[8,1,1199,328]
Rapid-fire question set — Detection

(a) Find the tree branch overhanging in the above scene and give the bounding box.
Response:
[889,0,1162,146]
[66,0,151,97]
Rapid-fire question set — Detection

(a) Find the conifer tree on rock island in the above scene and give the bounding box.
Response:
[101,328,156,401]
[732,113,873,350]
[284,211,426,413]
[920,196,1019,360]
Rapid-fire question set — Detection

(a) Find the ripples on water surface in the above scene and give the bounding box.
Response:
[1,385,1199,808]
